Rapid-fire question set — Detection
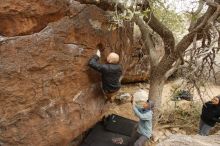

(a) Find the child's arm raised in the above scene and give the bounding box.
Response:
[133,106,152,121]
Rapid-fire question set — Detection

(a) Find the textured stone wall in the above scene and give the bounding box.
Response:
[0,1,148,145]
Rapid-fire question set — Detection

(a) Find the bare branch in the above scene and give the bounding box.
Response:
[143,13,175,55]
[176,5,219,55]
[189,0,205,31]
[195,0,205,14]
[164,59,182,79]
[193,33,198,50]
[217,25,220,47]
[133,15,159,66]
[193,80,206,104]
[155,3,219,77]
[207,5,220,25]
[205,0,220,7]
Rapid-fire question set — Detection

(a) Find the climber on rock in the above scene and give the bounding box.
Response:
[88,44,122,102]
[199,95,220,136]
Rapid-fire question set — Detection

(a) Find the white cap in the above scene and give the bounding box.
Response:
[133,89,149,102]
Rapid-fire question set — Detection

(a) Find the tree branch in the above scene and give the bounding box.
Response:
[133,15,159,66]
[189,0,205,31]
[164,59,182,79]
[195,0,205,14]
[75,0,220,78]
[143,13,175,55]
[205,0,220,7]
[156,3,219,76]
[207,5,220,26]
[177,5,218,54]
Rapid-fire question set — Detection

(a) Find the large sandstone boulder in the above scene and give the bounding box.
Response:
[0,0,69,36]
[122,24,150,83]
[0,1,137,146]
[121,50,150,83]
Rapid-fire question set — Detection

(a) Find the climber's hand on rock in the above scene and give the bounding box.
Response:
[96,49,101,57]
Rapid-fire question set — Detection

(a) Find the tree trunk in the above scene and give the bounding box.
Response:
[148,70,165,128]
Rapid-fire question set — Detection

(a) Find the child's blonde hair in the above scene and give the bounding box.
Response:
[107,52,119,64]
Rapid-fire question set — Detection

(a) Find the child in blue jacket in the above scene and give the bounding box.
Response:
[129,99,154,146]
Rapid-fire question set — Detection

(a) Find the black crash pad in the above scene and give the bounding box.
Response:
[80,114,137,146]
[104,114,137,137]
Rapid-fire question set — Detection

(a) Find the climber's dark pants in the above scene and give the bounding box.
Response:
[128,127,149,146]
[199,119,212,136]
[103,88,119,102]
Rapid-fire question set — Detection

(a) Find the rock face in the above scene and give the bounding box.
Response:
[157,132,220,146]
[121,51,149,83]
[0,1,136,146]
[0,0,69,36]
[121,26,150,83]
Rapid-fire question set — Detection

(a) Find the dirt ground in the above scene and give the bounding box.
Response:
[105,79,220,136]
[75,80,220,146]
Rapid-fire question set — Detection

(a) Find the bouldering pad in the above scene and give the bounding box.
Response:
[80,114,137,146]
